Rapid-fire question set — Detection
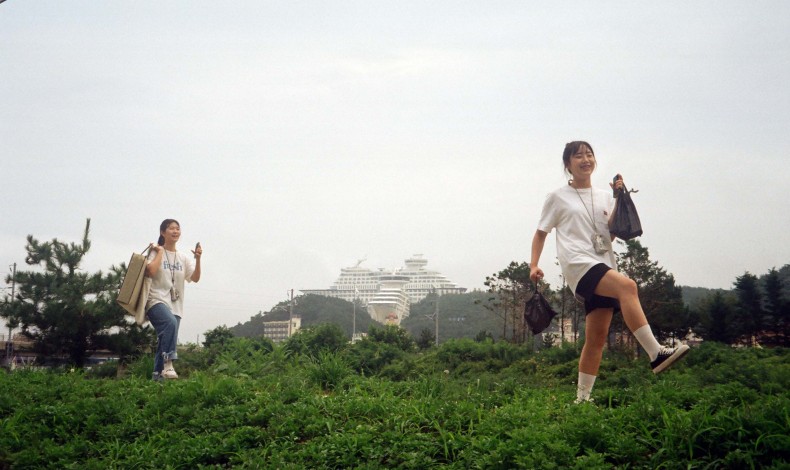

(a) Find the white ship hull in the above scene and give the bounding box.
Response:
[367,302,409,325]
[367,274,411,325]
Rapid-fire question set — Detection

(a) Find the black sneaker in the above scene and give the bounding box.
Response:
[651,345,690,374]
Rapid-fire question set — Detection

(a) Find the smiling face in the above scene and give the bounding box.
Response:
[566,144,596,179]
[562,141,596,183]
[161,221,181,245]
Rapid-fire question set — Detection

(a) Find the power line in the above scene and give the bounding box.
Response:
[190,286,272,298]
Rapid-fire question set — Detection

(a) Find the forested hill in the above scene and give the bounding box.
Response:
[680,263,790,308]
[229,295,376,339]
[230,292,505,341]
[230,286,747,338]
[680,286,729,308]
[229,264,789,341]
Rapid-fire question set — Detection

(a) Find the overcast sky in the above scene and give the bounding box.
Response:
[2,1,788,344]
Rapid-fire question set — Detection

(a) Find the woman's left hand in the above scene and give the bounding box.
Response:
[610,174,625,193]
[192,243,203,259]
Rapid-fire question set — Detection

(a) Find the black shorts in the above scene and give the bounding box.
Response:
[575,263,620,314]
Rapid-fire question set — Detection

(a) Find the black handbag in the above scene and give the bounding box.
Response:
[523,286,558,335]
[610,179,643,240]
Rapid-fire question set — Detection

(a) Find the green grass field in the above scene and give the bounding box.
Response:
[1,341,788,469]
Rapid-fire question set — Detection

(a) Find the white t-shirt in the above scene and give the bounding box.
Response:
[537,185,618,294]
[145,249,196,317]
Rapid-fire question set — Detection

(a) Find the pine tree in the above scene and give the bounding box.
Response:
[762,268,789,346]
[733,272,763,345]
[697,291,739,344]
[616,240,691,344]
[483,261,534,343]
[0,219,152,367]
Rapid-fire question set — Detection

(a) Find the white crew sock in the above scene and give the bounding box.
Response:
[577,372,597,402]
[633,325,662,361]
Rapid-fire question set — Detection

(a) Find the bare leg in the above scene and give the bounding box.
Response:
[579,308,614,375]
[593,269,685,370]
[593,270,648,332]
[578,268,688,380]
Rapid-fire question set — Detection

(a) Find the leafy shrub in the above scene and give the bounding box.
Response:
[379,356,422,381]
[125,354,154,379]
[680,342,790,394]
[284,322,348,357]
[209,336,277,377]
[501,357,539,376]
[536,341,580,365]
[366,325,417,352]
[343,337,407,376]
[435,338,532,372]
[84,360,122,379]
[306,351,352,391]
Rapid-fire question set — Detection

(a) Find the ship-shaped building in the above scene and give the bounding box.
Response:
[301,254,466,325]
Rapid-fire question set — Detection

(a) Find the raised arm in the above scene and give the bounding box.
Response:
[145,244,163,277]
[190,244,202,283]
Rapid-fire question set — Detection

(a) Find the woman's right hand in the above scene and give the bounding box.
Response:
[145,244,163,277]
[530,266,544,284]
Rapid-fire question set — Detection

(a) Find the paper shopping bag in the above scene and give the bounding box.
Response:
[117,248,151,325]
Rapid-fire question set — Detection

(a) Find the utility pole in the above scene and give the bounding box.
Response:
[10,263,15,299]
[352,287,357,342]
[425,286,440,346]
[6,263,16,364]
[288,289,294,337]
[433,286,439,346]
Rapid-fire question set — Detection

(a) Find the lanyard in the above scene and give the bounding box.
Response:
[574,187,598,233]
[164,250,176,286]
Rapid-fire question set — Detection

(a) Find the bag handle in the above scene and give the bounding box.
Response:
[532,280,545,294]
[613,174,639,196]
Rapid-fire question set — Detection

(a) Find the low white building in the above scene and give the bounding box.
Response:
[261,315,301,343]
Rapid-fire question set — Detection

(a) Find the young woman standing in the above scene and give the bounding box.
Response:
[145,219,202,380]
[530,141,688,403]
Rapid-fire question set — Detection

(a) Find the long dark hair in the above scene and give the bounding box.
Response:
[157,219,180,246]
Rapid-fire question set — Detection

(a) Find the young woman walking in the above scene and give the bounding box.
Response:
[530,141,688,403]
[145,219,202,380]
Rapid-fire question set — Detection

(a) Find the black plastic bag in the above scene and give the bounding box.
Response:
[610,182,643,240]
[524,289,558,335]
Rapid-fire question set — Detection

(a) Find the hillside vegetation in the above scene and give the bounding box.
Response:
[231,292,503,342]
[1,339,788,468]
